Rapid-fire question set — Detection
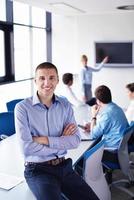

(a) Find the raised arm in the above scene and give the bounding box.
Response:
[92,56,109,71]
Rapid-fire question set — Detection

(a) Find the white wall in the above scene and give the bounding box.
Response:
[52,12,134,108]
[0,80,33,112]
[52,14,77,74]
[52,14,80,96]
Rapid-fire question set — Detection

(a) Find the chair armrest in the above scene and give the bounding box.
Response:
[0,134,8,140]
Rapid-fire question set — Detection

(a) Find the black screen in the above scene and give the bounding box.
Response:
[95,42,133,64]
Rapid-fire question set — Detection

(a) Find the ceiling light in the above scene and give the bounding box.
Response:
[117,5,134,10]
[49,2,85,13]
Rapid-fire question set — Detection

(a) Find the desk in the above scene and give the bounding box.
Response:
[0,134,94,200]
[73,104,91,125]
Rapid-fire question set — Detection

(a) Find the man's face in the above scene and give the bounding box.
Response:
[35,68,59,97]
[81,58,87,66]
[126,89,134,100]
[96,99,101,107]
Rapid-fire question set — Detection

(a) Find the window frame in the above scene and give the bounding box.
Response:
[0,21,14,83]
[0,0,52,85]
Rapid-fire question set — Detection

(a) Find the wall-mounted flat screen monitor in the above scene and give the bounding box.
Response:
[95,42,134,67]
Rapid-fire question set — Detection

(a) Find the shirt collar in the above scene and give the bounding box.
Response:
[32,92,62,106]
[100,102,113,113]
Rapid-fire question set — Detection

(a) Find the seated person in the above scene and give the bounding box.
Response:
[75,85,128,178]
[84,85,129,161]
[125,82,134,124]
[62,73,84,106]
[15,62,99,200]
[125,83,134,145]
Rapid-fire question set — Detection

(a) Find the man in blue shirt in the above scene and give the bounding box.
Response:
[15,62,99,200]
[84,85,128,158]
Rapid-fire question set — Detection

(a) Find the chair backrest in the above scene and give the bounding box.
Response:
[6,99,24,112]
[118,122,134,180]
[83,139,111,200]
[128,121,134,152]
[0,112,15,137]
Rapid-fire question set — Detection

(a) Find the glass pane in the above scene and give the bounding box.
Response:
[13,1,30,25]
[14,25,31,80]
[0,30,5,76]
[32,28,46,76]
[0,0,6,21]
[32,7,46,27]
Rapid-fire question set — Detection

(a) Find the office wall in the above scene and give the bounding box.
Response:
[52,14,82,98]
[52,12,134,108]
[0,80,33,112]
[52,14,78,74]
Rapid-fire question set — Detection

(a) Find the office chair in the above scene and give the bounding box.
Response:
[0,112,15,140]
[103,122,134,199]
[6,99,23,112]
[83,139,111,200]
[127,121,134,169]
[128,121,134,153]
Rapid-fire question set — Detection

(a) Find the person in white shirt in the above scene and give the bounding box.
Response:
[62,73,84,107]
[125,82,134,124]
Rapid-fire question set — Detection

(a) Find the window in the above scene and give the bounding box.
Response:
[0,30,5,76]
[32,28,46,76]
[0,0,6,21]
[0,0,51,84]
[0,22,13,83]
[32,7,46,27]
[13,1,30,25]
[14,25,31,80]
[13,1,47,81]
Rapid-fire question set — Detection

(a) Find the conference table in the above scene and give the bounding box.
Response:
[0,134,95,200]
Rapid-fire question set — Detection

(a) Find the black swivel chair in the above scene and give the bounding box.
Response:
[103,122,134,199]
[127,121,134,168]
[128,121,134,153]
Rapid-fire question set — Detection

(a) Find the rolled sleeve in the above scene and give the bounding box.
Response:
[48,131,81,150]
[91,113,110,139]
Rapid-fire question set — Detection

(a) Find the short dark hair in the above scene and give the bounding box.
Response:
[95,85,112,103]
[35,62,58,75]
[126,83,134,92]
[62,73,73,85]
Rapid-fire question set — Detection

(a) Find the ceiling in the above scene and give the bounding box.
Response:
[15,0,134,15]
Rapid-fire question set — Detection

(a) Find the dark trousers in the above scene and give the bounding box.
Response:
[83,84,92,101]
[24,158,99,200]
[102,150,118,163]
[102,150,118,184]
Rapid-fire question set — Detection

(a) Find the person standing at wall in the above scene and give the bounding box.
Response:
[80,54,108,102]
[125,82,134,124]
[15,62,99,200]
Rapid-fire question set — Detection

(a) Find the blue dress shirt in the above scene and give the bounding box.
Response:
[91,102,129,149]
[15,93,81,162]
[81,62,104,85]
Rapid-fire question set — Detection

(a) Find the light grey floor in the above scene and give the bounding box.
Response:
[111,170,134,200]
[111,154,134,200]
